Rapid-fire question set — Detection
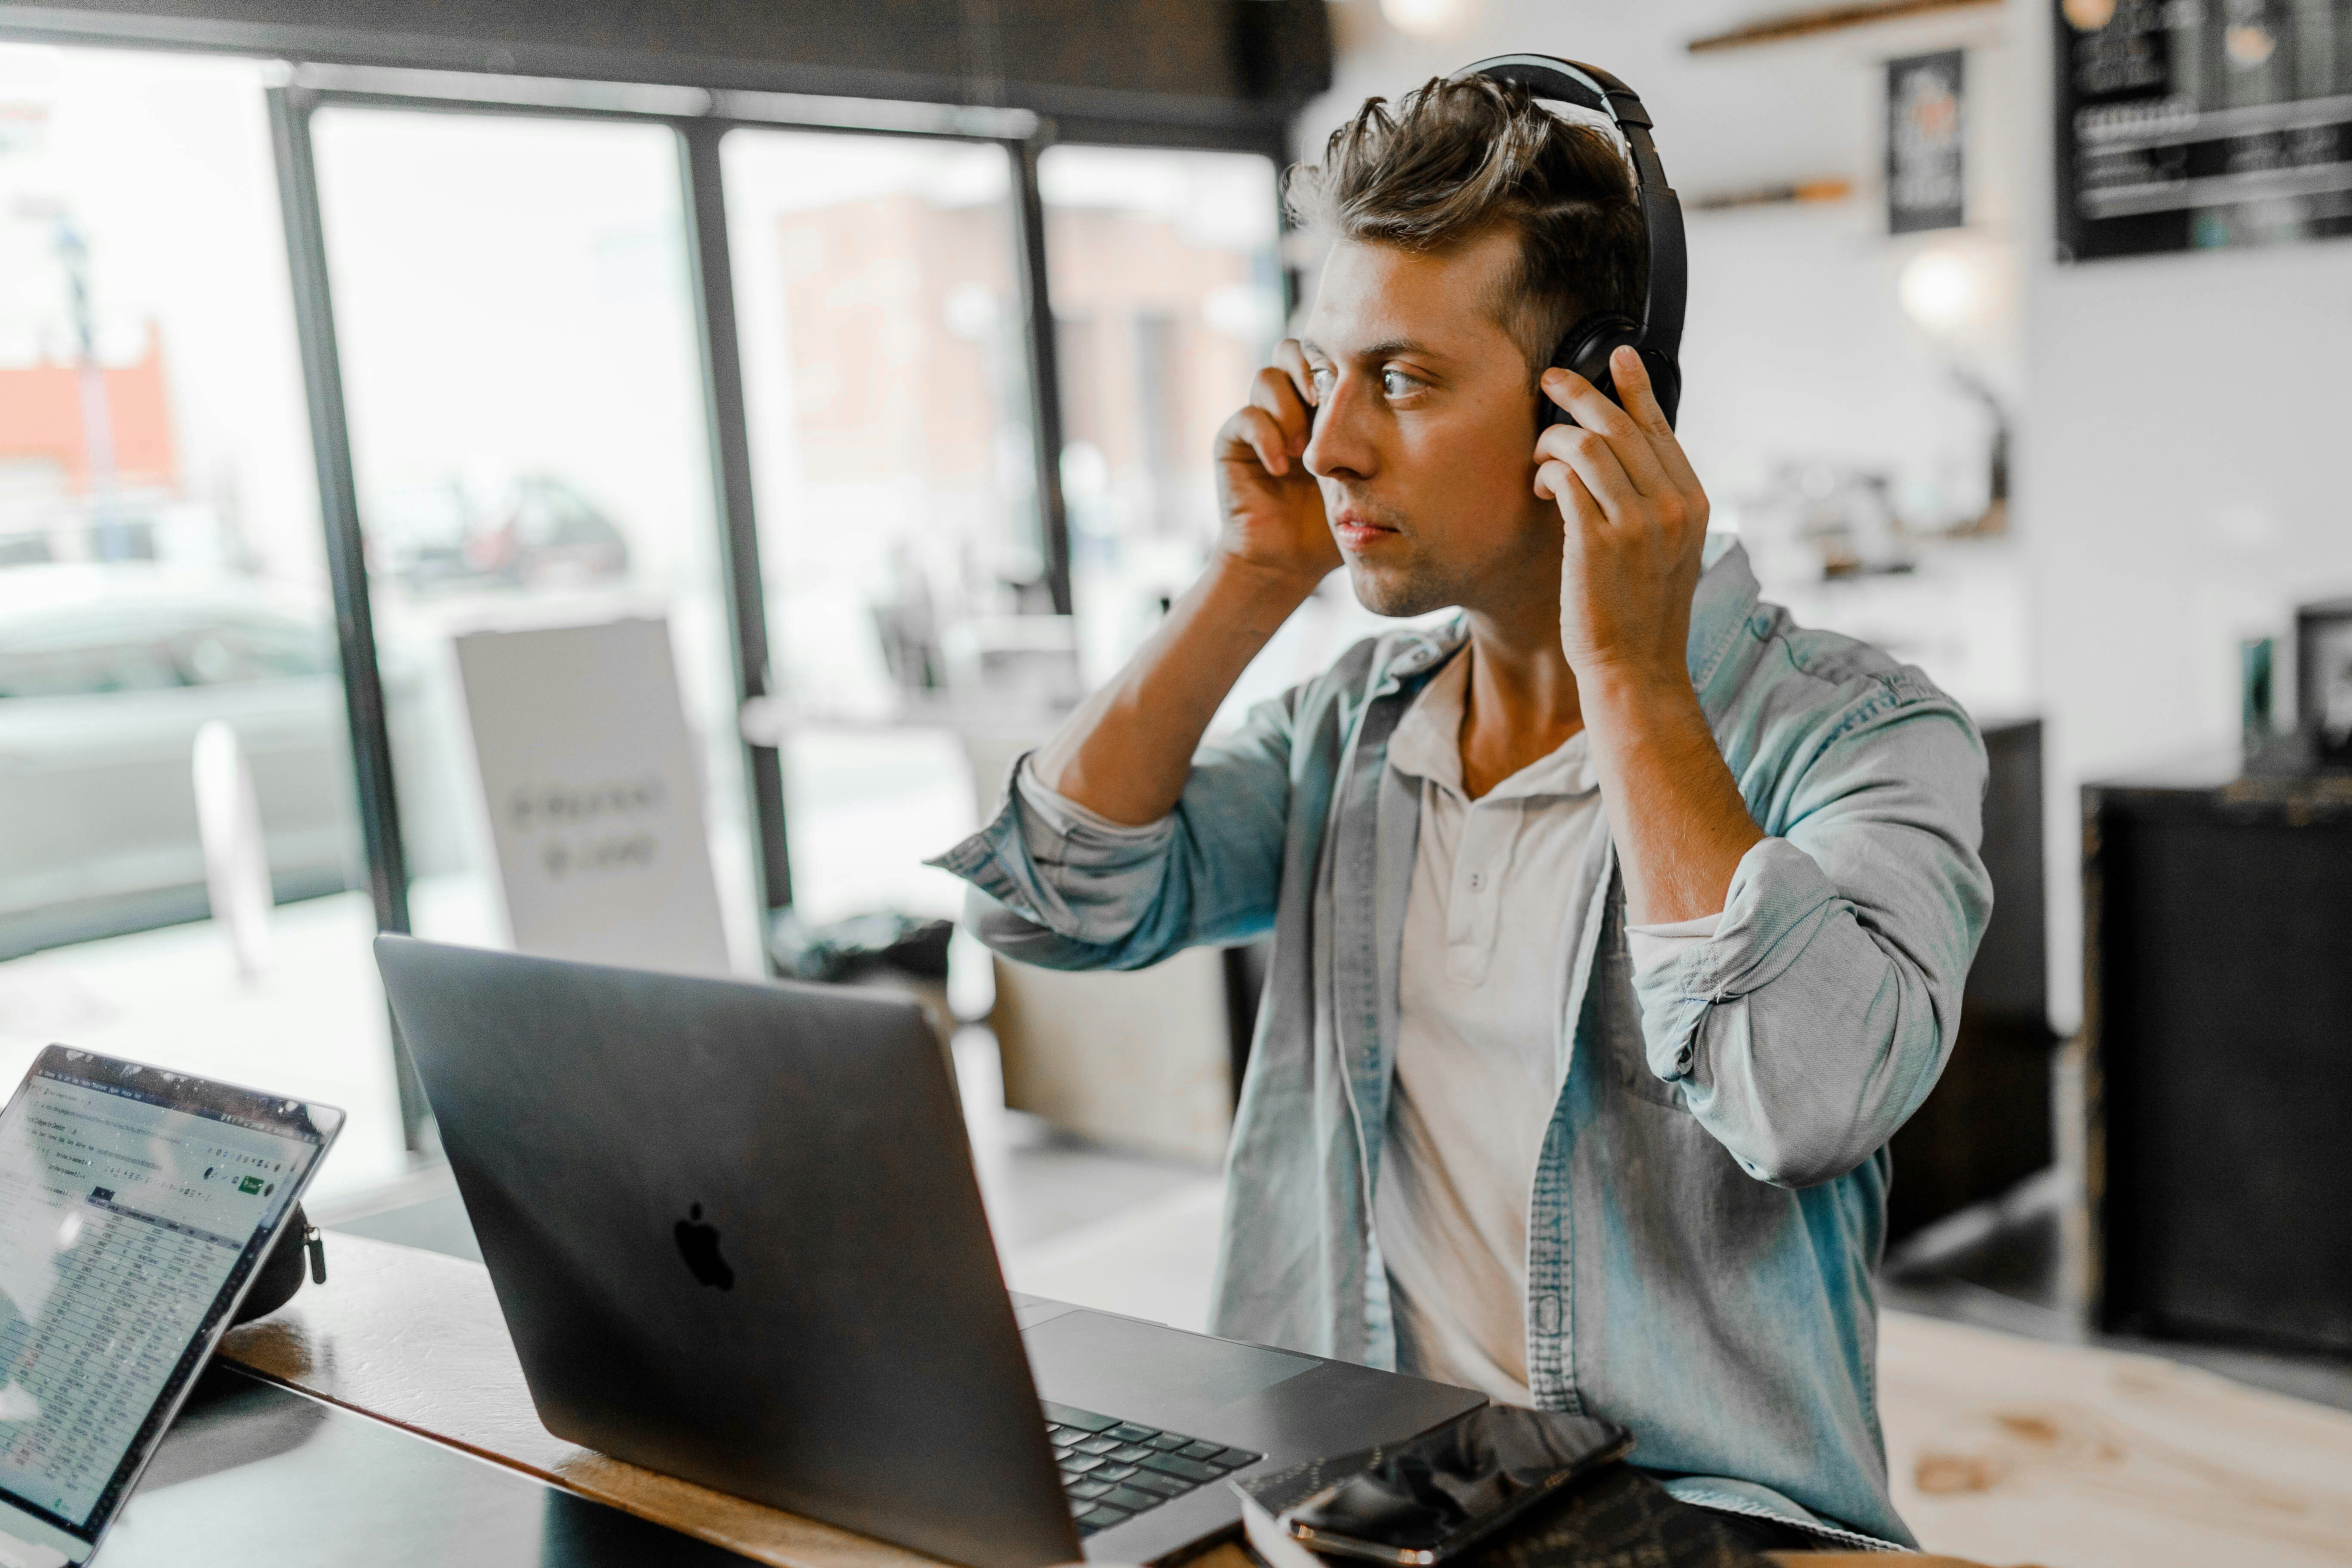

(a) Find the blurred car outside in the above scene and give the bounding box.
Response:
[365,475,630,596]
[0,563,448,960]
[0,487,251,574]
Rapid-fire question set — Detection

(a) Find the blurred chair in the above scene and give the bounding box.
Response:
[988,947,1235,1164]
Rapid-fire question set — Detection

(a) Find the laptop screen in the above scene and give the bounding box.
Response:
[0,1049,340,1554]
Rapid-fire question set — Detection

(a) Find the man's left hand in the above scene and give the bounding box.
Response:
[1533,345,1711,680]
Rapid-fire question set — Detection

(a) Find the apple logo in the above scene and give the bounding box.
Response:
[673,1203,735,1291]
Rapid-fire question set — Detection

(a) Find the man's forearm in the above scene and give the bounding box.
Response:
[1031,557,1317,827]
[1581,665,1764,926]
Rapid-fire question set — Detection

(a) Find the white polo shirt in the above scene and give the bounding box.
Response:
[1375,648,1711,1405]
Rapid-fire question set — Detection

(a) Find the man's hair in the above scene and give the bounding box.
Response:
[1287,75,1647,388]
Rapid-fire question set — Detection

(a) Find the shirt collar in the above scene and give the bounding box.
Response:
[1687,533,1760,704]
[1386,646,1468,791]
[1386,645,1596,801]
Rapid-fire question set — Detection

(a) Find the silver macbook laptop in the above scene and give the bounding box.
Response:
[375,935,1481,1568]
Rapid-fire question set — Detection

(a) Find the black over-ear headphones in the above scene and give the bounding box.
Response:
[1452,55,1687,431]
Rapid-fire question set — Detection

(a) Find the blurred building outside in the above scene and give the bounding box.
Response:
[0,324,193,562]
[731,135,1312,931]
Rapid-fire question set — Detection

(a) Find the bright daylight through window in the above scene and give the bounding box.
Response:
[723,139,1298,931]
[1037,145,1285,693]
[1038,147,1398,728]
[0,46,1303,1208]
[0,43,404,1201]
[724,129,1036,929]
[309,108,762,972]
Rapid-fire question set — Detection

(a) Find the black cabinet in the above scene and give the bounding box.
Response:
[2083,759,2352,1355]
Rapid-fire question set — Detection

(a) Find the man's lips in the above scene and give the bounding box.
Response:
[1332,512,1399,549]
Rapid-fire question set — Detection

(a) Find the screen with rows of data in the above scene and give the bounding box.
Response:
[0,1050,337,1549]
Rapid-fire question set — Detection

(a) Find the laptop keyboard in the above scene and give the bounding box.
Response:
[1043,1400,1261,1537]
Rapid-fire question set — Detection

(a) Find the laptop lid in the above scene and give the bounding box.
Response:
[0,1047,342,1567]
[374,935,1082,1568]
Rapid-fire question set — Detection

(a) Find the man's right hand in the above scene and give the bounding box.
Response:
[1029,342,1340,825]
[1212,339,1342,590]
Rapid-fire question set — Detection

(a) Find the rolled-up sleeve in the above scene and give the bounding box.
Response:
[1629,692,1991,1188]
[926,690,1299,971]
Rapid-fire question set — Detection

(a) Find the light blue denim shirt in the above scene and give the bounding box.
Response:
[932,538,1990,1549]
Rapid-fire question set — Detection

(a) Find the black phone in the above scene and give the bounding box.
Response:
[1281,1404,1633,1566]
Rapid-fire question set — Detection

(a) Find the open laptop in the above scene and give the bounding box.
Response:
[0,1048,343,1568]
[375,935,1481,1568]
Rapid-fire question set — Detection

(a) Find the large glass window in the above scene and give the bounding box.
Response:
[309,108,762,968]
[0,43,404,1201]
[723,130,1038,925]
[1037,146,1283,689]
[0,41,1298,1207]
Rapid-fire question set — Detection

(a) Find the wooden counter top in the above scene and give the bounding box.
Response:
[213,1232,1992,1568]
[217,1231,952,1568]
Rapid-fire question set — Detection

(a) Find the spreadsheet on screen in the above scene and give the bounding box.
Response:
[0,1070,316,1528]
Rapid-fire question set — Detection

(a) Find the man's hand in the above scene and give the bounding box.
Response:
[1533,345,1758,925]
[1213,338,1343,591]
[1028,344,1339,828]
[1532,346,1711,680]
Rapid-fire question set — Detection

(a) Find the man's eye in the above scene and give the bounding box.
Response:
[1309,366,1335,397]
[1381,369,1419,398]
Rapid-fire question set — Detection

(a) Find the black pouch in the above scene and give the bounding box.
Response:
[231,1204,328,1325]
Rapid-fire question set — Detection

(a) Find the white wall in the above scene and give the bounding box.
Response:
[1299,0,2352,1033]
[2013,2,2352,1028]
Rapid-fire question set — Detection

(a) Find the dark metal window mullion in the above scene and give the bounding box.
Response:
[677,122,794,936]
[1009,134,1072,617]
[264,83,432,1147]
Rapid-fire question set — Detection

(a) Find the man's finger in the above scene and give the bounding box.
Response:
[1536,460,1604,529]
[1609,345,1673,437]
[1222,404,1298,477]
[1274,338,1316,407]
[1247,364,1313,457]
[1539,368,1670,499]
[1536,419,1643,527]
[1607,347,1704,498]
[1272,340,1317,451]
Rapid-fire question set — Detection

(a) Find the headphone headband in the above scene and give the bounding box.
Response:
[1449,54,1687,413]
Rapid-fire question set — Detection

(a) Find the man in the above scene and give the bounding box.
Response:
[933,76,1988,1549]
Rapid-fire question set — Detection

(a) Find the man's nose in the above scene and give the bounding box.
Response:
[1302,377,1374,482]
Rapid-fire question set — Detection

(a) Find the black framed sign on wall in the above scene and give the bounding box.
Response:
[2053,0,2352,261]
[1888,49,1966,234]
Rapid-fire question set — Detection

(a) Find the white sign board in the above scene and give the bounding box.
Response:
[454,618,733,978]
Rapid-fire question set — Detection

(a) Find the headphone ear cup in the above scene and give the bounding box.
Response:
[1639,348,1682,429]
[1541,315,1642,429]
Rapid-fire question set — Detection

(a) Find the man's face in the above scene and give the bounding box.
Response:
[1299,229,1553,618]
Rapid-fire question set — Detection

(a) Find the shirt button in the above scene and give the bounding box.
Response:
[1467,873,1485,891]
[1675,1046,1694,1073]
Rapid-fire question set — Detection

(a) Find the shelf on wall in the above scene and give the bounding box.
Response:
[1688,0,2001,54]
[1688,176,1856,211]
